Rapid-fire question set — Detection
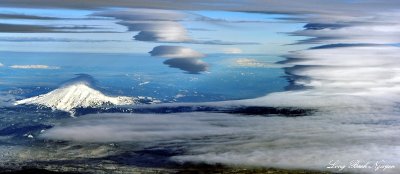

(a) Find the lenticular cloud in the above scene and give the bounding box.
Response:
[282,45,400,95]
[149,45,208,73]
[94,9,189,42]
[149,45,204,58]
[270,9,400,107]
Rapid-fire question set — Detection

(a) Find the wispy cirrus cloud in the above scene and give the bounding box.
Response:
[9,64,60,69]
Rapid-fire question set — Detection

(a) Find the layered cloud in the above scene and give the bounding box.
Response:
[94,9,248,74]
[278,11,400,98]
[93,9,189,43]
[149,46,207,74]
[292,23,400,45]
[94,9,259,45]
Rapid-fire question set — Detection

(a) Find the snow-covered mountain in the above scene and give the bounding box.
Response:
[14,74,158,114]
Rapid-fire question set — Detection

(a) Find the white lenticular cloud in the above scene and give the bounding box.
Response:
[293,19,400,45]
[121,21,190,42]
[149,45,204,58]
[95,9,191,42]
[149,45,208,73]
[272,6,400,107]
[9,64,60,69]
[0,62,3,67]
[281,45,400,96]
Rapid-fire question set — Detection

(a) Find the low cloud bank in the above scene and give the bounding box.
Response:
[41,111,400,173]
[41,113,233,142]
[233,58,286,68]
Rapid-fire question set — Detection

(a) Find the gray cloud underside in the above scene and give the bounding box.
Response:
[0,13,108,21]
[2,0,399,14]
[0,23,55,33]
[0,13,60,20]
[0,37,125,42]
[163,58,208,74]
[0,23,118,33]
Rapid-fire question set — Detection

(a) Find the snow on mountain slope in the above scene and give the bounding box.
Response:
[14,74,158,114]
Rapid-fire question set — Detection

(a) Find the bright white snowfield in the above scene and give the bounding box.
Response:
[14,82,136,113]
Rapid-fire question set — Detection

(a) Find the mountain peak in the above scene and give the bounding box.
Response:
[15,82,135,114]
[14,75,156,114]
